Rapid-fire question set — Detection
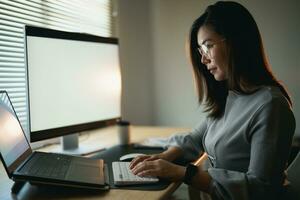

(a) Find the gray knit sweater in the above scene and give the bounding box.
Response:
[166,86,295,200]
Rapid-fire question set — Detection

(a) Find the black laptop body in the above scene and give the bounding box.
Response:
[0,91,108,190]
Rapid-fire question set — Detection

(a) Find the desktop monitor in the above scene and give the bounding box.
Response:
[24,26,121,153]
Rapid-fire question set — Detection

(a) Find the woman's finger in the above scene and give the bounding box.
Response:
[144,155,160,162]
[130,154,160,169]
[129,155,150,169]
[131,160,153,175]
[137,169,158,177]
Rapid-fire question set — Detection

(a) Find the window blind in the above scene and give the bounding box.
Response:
[0,0,113,137]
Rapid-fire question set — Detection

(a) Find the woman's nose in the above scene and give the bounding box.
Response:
[201,54,210,65]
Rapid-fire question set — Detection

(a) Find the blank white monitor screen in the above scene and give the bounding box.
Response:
[25,27,121,141]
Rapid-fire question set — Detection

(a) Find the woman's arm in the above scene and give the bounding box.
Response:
[130,118,208,169]
[130,119,209,183]
[160,146,184,161]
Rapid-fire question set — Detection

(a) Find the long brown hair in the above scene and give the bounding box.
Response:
[189,1,292,118]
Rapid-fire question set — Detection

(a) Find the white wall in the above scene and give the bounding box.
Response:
[118,0,300,136]
[117,0,154,125]
[150,0,205,127]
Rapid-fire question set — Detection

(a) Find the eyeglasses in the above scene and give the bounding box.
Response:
[197,39,226,57]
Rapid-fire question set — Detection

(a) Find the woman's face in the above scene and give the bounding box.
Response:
[197,26,228,81]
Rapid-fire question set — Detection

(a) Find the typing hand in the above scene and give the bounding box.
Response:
[130,159,185,181]
[129,154,161,170]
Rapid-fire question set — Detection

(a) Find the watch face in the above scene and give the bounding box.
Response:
[184,164,198,184]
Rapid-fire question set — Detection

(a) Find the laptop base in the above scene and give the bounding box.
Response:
[11,181,26,194]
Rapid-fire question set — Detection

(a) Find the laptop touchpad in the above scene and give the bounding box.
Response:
[66,164,102,184]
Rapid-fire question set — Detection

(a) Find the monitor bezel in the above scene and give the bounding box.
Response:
[24,25,121,143]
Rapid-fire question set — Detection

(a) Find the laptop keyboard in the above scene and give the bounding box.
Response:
[112,162,159,185]
[19,153,72,179]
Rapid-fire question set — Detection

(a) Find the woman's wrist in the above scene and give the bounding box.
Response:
[183,164,198,184]
[160,146,183,161]
[175,165,186,182]
[157,152,171,161]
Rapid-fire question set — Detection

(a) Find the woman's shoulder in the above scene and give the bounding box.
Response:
[249,86,296,136]
[229,86,291,111]
[242,86,293,117]
[233,86,286,101]
[254,86,290,106]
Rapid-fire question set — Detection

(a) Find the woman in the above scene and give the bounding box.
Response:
[130,1,295,199]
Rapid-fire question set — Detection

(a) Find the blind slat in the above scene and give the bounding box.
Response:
[0,30,23,38]
[10,97,26,103]
[0,46,24,53]
[0,72,25,77]
[0,56,24,62]
[0,19,24,29]
[0,40,24,48]
[0,84,25,88]
[0,36,23,43]
[0,62,25,67]
[0,24,23,33]
[0,51,24,57]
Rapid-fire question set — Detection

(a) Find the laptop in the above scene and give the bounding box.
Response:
[0,91,108,190]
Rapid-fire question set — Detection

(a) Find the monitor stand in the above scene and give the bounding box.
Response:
[47,133,105,156]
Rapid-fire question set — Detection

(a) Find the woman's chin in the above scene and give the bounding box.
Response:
[213,75,225,81]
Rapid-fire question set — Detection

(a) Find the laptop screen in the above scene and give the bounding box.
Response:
[0,92,31,170]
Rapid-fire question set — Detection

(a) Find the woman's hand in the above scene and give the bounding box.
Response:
[130,146,183,170]
[129,147,185,181]
[130,158,185,182]
[129,154,162,170]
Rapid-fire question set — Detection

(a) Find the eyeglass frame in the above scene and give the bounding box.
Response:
[197,38,226,57]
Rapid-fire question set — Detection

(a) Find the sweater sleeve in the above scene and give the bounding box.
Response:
[208,98,295,200]
[164,119,208,162]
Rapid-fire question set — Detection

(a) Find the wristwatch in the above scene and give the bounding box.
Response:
[183,163,198,184]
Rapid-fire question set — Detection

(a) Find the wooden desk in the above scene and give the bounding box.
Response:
[0,126,190,200]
